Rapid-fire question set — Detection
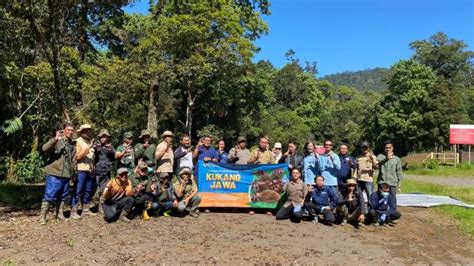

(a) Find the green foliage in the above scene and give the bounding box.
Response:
[423,159,439,170]
[197,125,224,142]
[1,117,23,136]
[13,152,45,184]
[323,67,391,91]
[405,164,474,178]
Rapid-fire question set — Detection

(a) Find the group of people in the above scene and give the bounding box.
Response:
[39,122,402,227]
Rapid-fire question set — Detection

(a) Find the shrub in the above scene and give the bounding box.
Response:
[13,151,45,183]
[423,159,439,170]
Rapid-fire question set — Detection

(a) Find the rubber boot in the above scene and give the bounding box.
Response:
[70,205,82,220]
[39,201,50,225]
[143,202,152,221]
[56,201,67,221]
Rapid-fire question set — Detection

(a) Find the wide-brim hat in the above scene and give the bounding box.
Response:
[139,129,151,138]
[161,130,174,138]
[237,136,247,143]
[97,129,111,138]
[77,124,92,133]
[137,162,148,170]
[178,167,192,176]
[346,179,357,186]
[274,142,282,149]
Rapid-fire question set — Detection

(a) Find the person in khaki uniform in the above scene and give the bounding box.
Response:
[155,130,174,176]
[275,168,308,222]
[71,124,96,219]
[248,137,276,164]
[134,129,156,166]
[173,167,201,218]
[355,141,379,206]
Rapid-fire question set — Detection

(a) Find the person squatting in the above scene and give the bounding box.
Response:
[39,123,402,227]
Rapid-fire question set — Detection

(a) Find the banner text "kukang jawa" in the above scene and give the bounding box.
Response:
[206,173,241,189]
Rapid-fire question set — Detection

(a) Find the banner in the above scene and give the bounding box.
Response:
[197,161,289,208]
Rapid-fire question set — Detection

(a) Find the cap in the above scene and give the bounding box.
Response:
[159,172,170,178]
[178,167,192,176]
[77,124,92,133]
[116,167,128,176]
[274,142,282,149]
[237,136,247,143]
[97,129,111,138]
[137,162,148,170]
[123,131,134,139]
[139,129,151,138]
[361,141,370,148]
[346,179,357,186]
[161,130,174,138]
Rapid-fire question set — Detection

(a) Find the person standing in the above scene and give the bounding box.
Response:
[377,141,402,210]
[155,130,175,177]
[248,137,276,164]
[71,124,96,219]
[39,123,76,225]
[92,129,115,214]
[216,140,228,163]
[355,141,378,208]
[337,143,357,192]
[303,141,319,185]
[115,132,135,174]
[174,134,194,175]
[228,136,250,164]
[272,142,283,163]
[317,140,341,195]
[275,168,308,223]
[193,135,219,163]
[279,141,304,170]
[134,129,157,166]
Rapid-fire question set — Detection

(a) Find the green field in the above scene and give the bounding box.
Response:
[401,179,474,237]
[405,163,474,178]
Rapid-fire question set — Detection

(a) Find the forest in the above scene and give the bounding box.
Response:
[0,1,473,182]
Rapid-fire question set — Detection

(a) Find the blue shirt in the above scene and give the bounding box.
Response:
[310,185,338,209]
[303,155,318,184]
[197,146,218,161]
[338,154,356,185]
[318,151,341,186]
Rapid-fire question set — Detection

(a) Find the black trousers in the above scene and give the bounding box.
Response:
[389,185,398,210]
[367,209,401,224]
[103,196,134,222]
[304,202,336,224]
[275,204,303,223]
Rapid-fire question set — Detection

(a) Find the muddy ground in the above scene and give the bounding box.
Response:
[0,207,473,265]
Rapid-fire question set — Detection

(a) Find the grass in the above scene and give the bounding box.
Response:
[404,163,474,178]
[401,179,474,237]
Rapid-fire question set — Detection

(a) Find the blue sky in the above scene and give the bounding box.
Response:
[124,0,474,76]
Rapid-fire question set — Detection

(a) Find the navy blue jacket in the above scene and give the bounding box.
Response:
[310,185,338,209]
[369,191,397,215]
[338,154,356,185]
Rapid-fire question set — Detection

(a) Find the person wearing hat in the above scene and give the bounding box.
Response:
[151,172,177,217]
[129,161,154,220]
[228,136,250,165]
[71,124,96,219]
[102,168,135,223]
[174,134,194,175]
[134,129,156,166]
[367,182,401,226]
[39,122,76,225]
[355,141,379,212]
[336,179,366,227]
[115,131,135,174]
[272,142,283,163]
[91,129,115,214]
[155,130,175,176]
[173,167,201,218]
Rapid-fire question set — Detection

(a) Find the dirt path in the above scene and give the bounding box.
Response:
[0,207,473,264]
[404,174,474,188]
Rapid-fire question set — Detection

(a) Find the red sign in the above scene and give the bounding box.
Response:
[449,125,474,144]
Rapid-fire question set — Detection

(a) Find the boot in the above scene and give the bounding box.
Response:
[82,203,96,216]
[120,211,131,223]
[143,202,151,221]
[39,201,50,225]
[70,205,82,220]
[56,201,67,221]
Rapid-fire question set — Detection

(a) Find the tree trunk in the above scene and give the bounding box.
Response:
[147,78,160,139]
[185,83,193,137]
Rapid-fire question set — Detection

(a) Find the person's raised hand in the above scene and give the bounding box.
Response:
[55,130,63,142]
